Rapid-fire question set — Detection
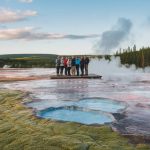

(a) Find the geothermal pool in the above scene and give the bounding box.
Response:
[37,107,113,124]
[36,98,127,124]
[0,60,150,136]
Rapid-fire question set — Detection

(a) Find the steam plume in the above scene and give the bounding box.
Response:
[95,18,132,54]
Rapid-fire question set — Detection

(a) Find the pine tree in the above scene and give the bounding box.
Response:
[133,44,136,51]
[140,50,144,68]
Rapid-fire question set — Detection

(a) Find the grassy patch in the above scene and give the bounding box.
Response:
[0,90,149,150]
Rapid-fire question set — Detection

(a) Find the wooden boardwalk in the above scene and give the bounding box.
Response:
[50,74,102,79]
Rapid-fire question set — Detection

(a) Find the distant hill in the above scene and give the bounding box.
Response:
[0,54,58,68]
[0,54,57,59]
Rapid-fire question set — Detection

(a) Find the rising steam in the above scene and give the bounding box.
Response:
[89,57,150,82]
[94,18,132,54]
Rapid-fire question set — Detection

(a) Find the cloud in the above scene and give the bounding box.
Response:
[0,27,99,40]
[19,0,33,3]
[63,34,99,39]
[94,18,132,54]
[0,8,37,23]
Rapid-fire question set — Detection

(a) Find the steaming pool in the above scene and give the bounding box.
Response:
[0,64,150,136]
[36,98,127,124]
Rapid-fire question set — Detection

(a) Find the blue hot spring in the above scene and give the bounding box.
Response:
[37,98,127,124]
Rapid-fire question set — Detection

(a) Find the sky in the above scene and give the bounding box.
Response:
[0,0,150,55]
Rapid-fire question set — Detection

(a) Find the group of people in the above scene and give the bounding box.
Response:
[55,56,90,76]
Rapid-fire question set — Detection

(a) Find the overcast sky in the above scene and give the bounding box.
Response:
[0,0,150,55]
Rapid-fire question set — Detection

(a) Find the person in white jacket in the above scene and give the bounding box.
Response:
[55,56,60,75]
[60,57,64,75]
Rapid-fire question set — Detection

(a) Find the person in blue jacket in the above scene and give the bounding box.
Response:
[75,56,80,76]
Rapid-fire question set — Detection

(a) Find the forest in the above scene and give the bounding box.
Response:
[0,54,57,68]
[115,45,150,68]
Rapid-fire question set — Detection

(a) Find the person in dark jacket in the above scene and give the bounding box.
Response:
[80,57,85,76]
[67,57,72,76]
[55,56,60,75]
[84,56,90,75]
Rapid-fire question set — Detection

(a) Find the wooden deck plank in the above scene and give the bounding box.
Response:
[50,74,102,79]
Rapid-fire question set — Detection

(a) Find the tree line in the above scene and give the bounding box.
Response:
[0,54,57,68]
[115,45,150,68]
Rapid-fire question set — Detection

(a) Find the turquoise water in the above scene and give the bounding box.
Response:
[75,98,126,113]
[37,108,113,124]
[37,98,126,124]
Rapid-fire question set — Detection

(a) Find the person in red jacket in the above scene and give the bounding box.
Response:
[64,57,68,75]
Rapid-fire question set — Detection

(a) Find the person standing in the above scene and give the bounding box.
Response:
[71,56,76,76]
[55,56,60,75]
[64,57,68,75]
[80,57,85,76]
[75,56,80,76]
[67,57,72,76]
[84,56,90,75]
[60,57,64,75]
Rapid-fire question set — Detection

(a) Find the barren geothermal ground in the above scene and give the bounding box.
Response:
[0,59,150,150]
